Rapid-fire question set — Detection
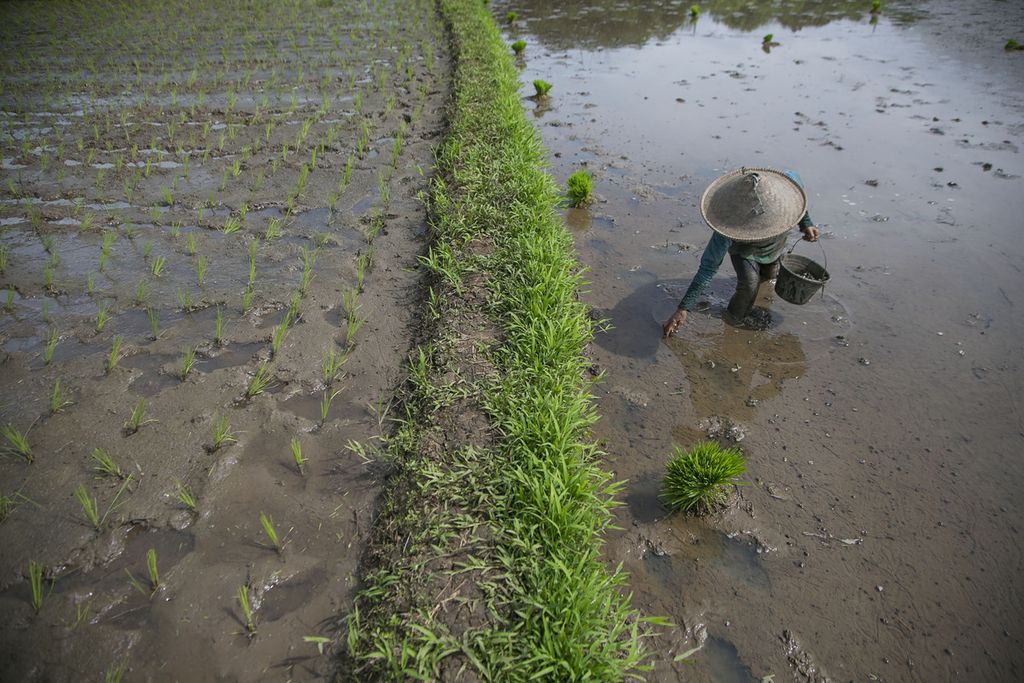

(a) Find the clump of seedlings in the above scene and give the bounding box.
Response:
[50,379,72,414]
[106,336,124,374]
[511,40,526,55]
[566,169,593,207]
[246,362,275,398]
[28,560,50,613]
[690,4,700,18]
[210,414,237,451]
[661,441,746,513]
[1006,39,1024,51]
[126,548,160,596]
[123,398,149,435]
[532,79,552,97]
[179,346,198,381]
[173,479,197,511]
[2,424,33,463]
[91,447,125,479]
[74,476,132,530]
[237,584,257,635]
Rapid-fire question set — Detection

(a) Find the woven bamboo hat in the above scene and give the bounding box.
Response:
[699,167,807,243]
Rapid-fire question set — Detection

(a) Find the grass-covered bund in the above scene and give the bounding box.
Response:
[343,0,659,679]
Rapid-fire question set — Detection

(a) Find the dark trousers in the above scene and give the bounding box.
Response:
[727,255,780,320]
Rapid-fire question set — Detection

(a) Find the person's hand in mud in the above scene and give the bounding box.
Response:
[662,308,688,337]
[800,225,820,242]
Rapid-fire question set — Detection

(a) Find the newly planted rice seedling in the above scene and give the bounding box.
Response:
[176,287,193,312]
[320,388,341,424]
[237,584,256,634]
[259,511,283,554]
[511,40,526,55]
[74,476,132,530]
[134,279,148,306]
[43,327,59,364]
[124,398,147,434]
[179,346,197,380]
[106,335,124,374]
[196,254,208,286]
[29,560,48,613]
[91,447,124,479]
[322,346,348,384]
[214,306,225,345]
[265,217,283,240]
[290,437,306,475]
[271,318,289,357]
[50,378,71,414]
[95,302,112,333]
[246,362,274,397]
[3,289,13,313]
[186,232,197,255]
[532,79,553,97]
[222,216,241,235]
[173,479,196,511]
[151,255,166,277]
[210,414,236,451]
[146,548,159,592]
[662,441,747,513]
[146,308,159,340]
[2,424,33,463]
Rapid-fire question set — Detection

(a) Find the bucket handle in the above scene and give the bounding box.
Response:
[787,232,827,273]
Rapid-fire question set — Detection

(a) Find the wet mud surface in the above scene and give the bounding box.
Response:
[0,0,447,680]
[499,0,1023,680]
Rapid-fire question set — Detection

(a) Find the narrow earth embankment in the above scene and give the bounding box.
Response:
[342,0,653,679]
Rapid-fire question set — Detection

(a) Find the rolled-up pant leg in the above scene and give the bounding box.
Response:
[728,254,761,319]
[728,256,781,319]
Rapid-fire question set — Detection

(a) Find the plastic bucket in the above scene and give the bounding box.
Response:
[775,253,829,305]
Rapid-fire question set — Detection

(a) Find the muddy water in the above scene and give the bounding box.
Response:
[0,0,447,680]
[498,0,1023,680]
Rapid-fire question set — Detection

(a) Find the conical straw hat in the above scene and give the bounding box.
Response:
[699,167,807,243]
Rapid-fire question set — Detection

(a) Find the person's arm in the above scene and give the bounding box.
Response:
[663,233,730,336]
[798,211,819,241]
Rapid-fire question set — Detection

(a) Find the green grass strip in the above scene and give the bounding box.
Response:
[345,0,657,679]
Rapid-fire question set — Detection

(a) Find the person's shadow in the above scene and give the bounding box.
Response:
[593,274,806,419]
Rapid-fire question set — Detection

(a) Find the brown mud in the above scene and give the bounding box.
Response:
[0,1,449,680]
[498,0,1023,681]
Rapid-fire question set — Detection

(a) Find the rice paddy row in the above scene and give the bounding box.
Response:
[342,0,655,679]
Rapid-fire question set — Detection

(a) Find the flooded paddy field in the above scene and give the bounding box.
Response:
[498,0,1023,680]
[0,0,447,679]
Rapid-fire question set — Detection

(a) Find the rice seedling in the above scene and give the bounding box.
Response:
[246,362,274,397]
[106,335,124,374]
[259,511,283,554]
[322,346,348,384]
[566,170,593,207]
[662,441,747,513]
[176,286,194,312]
[210,414,236,450]
[95,302,111,332]
[320,388,341,424]
[103,659,128,683]
[763,33,774,44]
[299,247,315,295]
[690,4,700,18]
[0,245,7,274]
[151,255,166,277]
[43,327,59,364]
[186,232,197,255]
[290,437,307,475]
[265,217,283,240]
[241,285,254,314]
[179,346,197,381]
[29,560,48,613]
[43,265,54,293]
[213,306,225,346]
[134,279,148,306]
[532,79,553,97]
[237,584,257,634]
[50,378,71,414]
[196,255,208,287]
[173,479,196,511]
[511,40,526,55]
[91,447,124,479]
[74,476,131,530]
[506,11,517,23]
[1,423,32,463]
[222,216,241,235]
[354,251,369,291]
[271,317,289,357]
[161,186,173,206]
[146,548,159,592]
[344,313,365,348]
[871,0,882,13]
[124,398,147,434]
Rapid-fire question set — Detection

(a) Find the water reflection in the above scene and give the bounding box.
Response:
[504,0,921,50]
[665,321,806,421]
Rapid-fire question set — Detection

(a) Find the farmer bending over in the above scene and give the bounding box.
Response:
[663,168,819,336]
